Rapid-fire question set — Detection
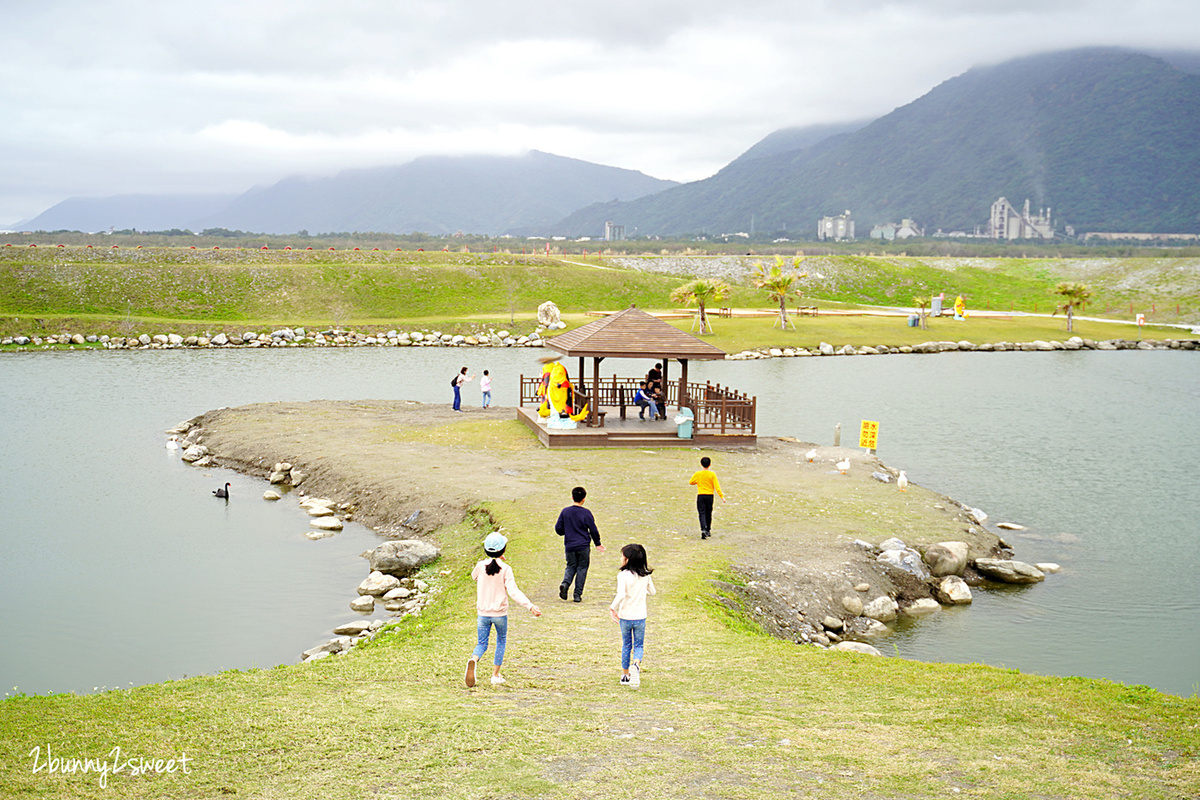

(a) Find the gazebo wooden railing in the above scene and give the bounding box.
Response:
[519,375,755,434]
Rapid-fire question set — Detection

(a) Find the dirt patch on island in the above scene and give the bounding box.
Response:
[180,400,1006,648]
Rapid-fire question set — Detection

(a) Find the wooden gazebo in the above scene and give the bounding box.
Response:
[517,306,756,448]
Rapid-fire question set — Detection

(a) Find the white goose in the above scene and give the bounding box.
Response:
[805,448,817,462]
[166,435,180,450]
[836,457,851,474]
[897,470,909,492]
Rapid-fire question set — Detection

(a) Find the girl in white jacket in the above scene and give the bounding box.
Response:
[609,543,656,687]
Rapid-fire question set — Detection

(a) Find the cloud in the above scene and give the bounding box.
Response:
[2,0,1198,224]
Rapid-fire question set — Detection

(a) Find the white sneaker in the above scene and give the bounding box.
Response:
[619,674,632,687]
[630,663,641,687]
[490,675,506,685]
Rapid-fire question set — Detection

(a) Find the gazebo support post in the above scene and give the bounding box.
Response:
[591,356,603,426]
[661,358,670,420]
[680,358,690,412]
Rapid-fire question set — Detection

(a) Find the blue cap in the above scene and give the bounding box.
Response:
[483,532,508,555]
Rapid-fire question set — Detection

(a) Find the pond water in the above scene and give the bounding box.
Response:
[1,346,1196,697]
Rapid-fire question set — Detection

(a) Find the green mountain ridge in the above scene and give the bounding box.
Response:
[555,48,1200,238]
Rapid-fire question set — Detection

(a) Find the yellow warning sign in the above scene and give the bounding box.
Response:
[859,419,879,450]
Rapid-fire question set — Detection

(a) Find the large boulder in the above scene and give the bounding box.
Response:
[357,571,401,597]
[924,541,970,577]
[974,558,1045,584]
[862,596,899,622]
[933,575,973,605]
[537,301,562,327]
[369,539,441,578]
[877,546,929,579]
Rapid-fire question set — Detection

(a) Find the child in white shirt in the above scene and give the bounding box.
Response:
[609,543,656,687]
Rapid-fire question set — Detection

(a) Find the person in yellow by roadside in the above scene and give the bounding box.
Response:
[688,456,726,540]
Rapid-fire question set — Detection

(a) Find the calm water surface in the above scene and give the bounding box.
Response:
[1,347,1196,696]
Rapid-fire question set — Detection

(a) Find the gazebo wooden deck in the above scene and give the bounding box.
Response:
[517,306,757,448]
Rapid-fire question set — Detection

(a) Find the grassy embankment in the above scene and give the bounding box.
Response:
[1,248,1197,348]
[1,413,1197,799]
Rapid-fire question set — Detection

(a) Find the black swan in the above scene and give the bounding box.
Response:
[213,482,231,498]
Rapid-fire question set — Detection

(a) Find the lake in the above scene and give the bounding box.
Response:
[1,346,1196,697]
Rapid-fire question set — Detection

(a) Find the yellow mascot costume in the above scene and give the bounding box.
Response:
[537,358,589,428]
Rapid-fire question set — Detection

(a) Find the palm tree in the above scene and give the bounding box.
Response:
[1053,282,1091,333]
[913,295,930,331]
[671,279,730,334]
[752,256,807,329]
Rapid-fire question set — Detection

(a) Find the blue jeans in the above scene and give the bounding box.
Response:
[619,618,646,669]
[482,390,491,408]
[473,615,508,666]
[562,547,591,600]
[453,385,462,410]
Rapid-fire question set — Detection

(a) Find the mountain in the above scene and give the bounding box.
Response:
[24,151,677,236]
[554,48,1200,237]
[22,194,239,234]
[726,120,872,167]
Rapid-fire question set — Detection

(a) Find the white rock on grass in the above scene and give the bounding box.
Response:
[832,641,883,656]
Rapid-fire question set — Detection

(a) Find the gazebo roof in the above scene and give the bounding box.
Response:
[545,306,726,360]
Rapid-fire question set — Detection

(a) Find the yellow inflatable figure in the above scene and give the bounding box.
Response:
[953,295,967,320]
[537,360,588,427]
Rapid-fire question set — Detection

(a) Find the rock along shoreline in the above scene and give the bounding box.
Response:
[3,325,1196,356]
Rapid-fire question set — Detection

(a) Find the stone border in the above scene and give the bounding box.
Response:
[2,326,550,350]
[727,336,1198,359]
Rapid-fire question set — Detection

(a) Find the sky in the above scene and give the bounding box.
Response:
[2,0,1198,226]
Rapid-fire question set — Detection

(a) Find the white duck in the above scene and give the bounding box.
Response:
[805,448,817,462]
[897,470,909,491]
[836,457,851,474]
[166,435,180,450]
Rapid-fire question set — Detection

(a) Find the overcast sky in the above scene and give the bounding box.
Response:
[2,0,1196,226]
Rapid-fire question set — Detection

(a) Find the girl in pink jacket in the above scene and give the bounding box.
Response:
[466,532,541,687]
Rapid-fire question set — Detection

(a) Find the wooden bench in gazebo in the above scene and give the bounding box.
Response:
[516,306,757,448]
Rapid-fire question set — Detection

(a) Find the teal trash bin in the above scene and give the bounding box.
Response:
[674,408,695,439]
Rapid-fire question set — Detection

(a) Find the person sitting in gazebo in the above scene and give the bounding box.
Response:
[645,363,665,420]
[633,381,659,421]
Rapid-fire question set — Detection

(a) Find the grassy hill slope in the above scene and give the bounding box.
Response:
[1,248,1196,343]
